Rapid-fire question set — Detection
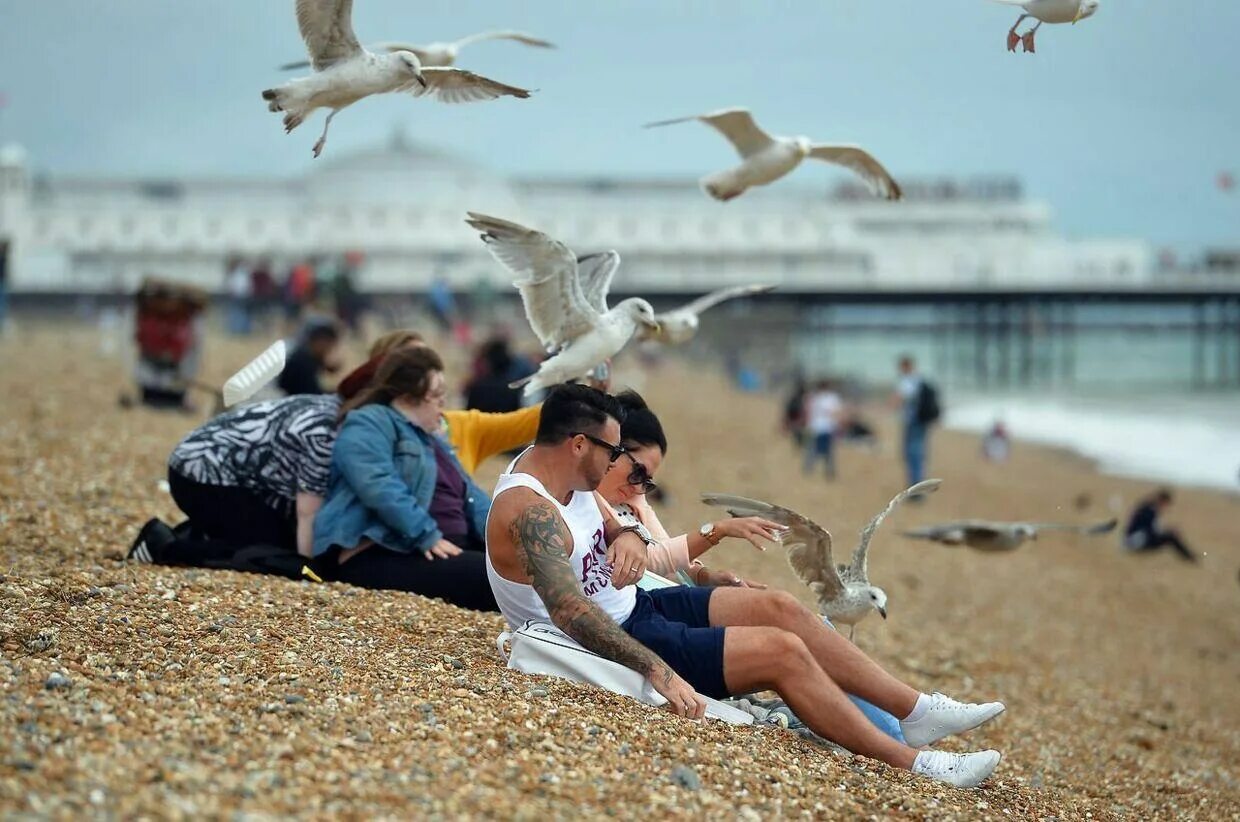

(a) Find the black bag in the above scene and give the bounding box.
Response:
[915,381,942,425]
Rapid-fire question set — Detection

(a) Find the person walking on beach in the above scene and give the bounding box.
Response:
[802,379,842,479]
[892,355,939,491]
[1123,489,1199,563]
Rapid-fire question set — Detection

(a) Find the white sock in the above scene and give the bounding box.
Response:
[903,692,932,723]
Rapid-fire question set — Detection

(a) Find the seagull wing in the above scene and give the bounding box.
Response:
[452,30,556,50]
[295,0,363,71]
[576,251,622,315]
[807,144,902,201]
[644,108,775,160]
[903,522,974,544]
[700,493,843,601]
[846,479,941,582]
[410,68,533,103]
[1028,518,1119,536]
[465,212,599,350]
[667,284,775,319]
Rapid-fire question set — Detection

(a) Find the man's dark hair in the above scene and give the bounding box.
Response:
[536,384,626,445]
[615,390,667,455]
[1154,488,1174,504]
[306,323,340,344]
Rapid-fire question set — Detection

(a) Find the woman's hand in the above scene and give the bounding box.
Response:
[425,539,463,560]
[717,517,788,551]
[606,532,648,589]
[694,566,768,589]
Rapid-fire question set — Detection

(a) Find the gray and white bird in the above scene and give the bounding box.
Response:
[638,285,776,345]
[702,480,941,640]
[991,0,1100,53]
[643,108,901,202]
[279,30,555,71]
[465,213,660,395]
[262,0,532,158]
[903,518,1117,552]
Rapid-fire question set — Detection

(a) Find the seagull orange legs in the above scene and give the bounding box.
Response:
[1006,14,1027,51]
[1021,22,1042,53]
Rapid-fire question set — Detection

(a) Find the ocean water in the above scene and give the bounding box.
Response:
[945,393,1240,492]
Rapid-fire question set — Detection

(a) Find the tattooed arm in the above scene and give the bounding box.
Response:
[509,500,705,718]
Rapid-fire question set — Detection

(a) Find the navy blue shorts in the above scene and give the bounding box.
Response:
[621,587,728,699]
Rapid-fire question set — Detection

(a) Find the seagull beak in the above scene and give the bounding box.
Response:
[1072,6,1084,23]
[877,606,888,620]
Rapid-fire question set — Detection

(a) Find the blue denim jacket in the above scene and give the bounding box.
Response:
[312,404,491,557]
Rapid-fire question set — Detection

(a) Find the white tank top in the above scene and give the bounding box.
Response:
[485,451,638,630]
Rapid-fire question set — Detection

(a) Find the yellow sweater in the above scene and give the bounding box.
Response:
[442,405,542,475]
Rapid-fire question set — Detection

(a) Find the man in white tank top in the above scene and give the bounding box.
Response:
[486,385,707,718]
[487,385,1008,789]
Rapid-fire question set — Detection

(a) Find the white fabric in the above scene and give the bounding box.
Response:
[485,451,637,630]
[496,620,753,725]
[805,391,842,435]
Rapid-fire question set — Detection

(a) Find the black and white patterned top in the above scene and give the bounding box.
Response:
[169,394,341,514]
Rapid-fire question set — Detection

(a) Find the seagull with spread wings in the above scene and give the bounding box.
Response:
[644,108,901,203]
[702,480,940,640]
[262,0,532,157]
[903,517,1117,552]
[992,0,1099,54]
[280,29,554,70]
[465,213,660,395]
[637,285,776,345]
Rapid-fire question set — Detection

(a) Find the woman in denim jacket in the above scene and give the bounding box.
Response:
[313,346,498,611]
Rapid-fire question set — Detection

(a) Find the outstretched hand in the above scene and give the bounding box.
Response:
[718,517,788,551]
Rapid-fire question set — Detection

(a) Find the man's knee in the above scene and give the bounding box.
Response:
[758,589,813,625]
[756,628,814,676]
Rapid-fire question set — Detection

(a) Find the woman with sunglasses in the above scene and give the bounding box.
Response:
[312,346,498,611]
[594,391,784,586]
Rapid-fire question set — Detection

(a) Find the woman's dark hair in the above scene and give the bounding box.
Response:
[615,390,667,455]
[339,346,444,420]
[535,384,626,445]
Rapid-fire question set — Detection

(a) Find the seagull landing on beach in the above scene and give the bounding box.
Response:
[262,0,532,157]
[638,285,776,346]
[279,30,555,70]
[465,212,660,396]
[992,0,1099,53]
[643,108,901,203]
[702,480,941,641]
[903,518,1117,551]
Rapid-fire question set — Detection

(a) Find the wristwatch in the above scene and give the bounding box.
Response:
[699,522,723,546]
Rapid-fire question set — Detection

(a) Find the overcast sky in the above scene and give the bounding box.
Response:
[1,0,1236,251]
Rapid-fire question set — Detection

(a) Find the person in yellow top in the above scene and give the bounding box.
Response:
[336,330,541,474]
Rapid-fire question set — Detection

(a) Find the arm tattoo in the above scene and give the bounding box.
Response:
[510,502,674,685]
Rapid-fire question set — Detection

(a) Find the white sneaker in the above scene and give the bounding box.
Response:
[900,692,1005,748]
[913,749,1001,789]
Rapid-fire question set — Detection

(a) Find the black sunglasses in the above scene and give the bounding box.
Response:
[573,432,627,463]
[622,451,658,495]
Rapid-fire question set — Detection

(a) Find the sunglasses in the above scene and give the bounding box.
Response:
[622,451,658,495]
[573,432,627,463]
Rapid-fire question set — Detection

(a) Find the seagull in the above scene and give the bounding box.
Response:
[643,108,901,203]
[903,518,1117,551]
[991,0,1099,53]
[464,212,660,395]
[262,0,532,157]
[637,285,776,346]
[279,30,555,71]
[702,480,941,640]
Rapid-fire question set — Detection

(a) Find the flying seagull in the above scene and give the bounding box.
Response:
[465,212,660,395]
[280,30,555,70]
[702,480,941,640]
[643,108,901,202]
[903,518,1117,551]
[991,0,1099,53]
[638,285,776,345]
[262,0,532,157]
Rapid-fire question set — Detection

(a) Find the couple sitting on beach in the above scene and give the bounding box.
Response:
[131,342,1006,788]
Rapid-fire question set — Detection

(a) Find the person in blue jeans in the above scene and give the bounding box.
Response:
[894,355,929,488]
[313,345,498,611]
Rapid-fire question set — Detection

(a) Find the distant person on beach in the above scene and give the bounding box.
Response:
[0,238,10,333]
[782,376,808,448]
[130,278,207,412]
[485,384,1006,788]
[1123,489,1199,563]
[982,421,1011,463]
[277,318,342,396]
[802,379,842,479]
[892,355,940,491]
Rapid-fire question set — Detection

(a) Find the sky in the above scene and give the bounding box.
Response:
[0,0,1237,252]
